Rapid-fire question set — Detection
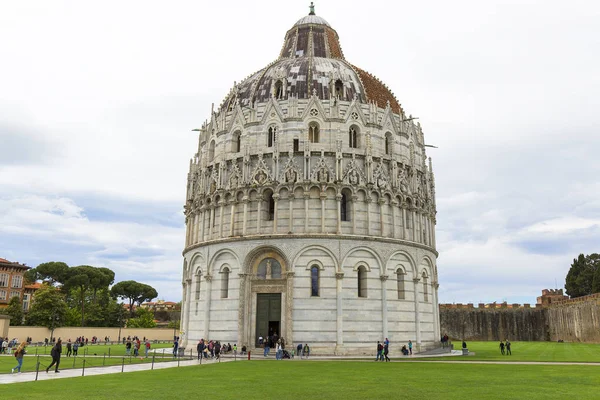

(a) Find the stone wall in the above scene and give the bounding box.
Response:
[440,293,600,342]
[440,306,548,341]
[7,327,175,343]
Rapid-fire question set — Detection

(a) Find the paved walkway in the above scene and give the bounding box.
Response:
[0,355,237,385]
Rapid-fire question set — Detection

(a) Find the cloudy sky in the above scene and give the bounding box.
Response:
[1,0,598,304]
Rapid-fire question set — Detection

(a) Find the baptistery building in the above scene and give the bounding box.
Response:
[180,5,440,354]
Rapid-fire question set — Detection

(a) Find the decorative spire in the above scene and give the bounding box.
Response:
[309,2,315,15]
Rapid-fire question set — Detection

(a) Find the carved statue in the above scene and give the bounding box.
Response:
[266,260,272,279]
[285,168,297,183]
[349,169,359,185]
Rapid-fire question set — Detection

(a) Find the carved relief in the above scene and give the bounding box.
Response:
[228,163,242,190]
[279,153,302,184]
[251,153,272,186]
[341,155,366,185]
[373,160,390,191]
[311,153,334,183]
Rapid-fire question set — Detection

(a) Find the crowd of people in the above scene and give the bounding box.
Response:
[193,339,245,360]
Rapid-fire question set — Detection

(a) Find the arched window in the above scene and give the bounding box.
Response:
[349,126,358,148]
[308,122,319,143]
[335,79,343,98]
[232,131,241,153]
[396,269,405,300]
[293,138,299,152]
[385,132,392,155]
[195,271,202,300]
[310,266,320,297]
[340,190,351,222]
[274,80,283,99]
[357,266,367,298]
[208,140,216,162]
[423,273,429,302]
[268,126,277,147]
[265,191,275,221]
[221,267,230,299]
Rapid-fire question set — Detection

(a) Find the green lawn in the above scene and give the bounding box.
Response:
[423,341,600,362]
[2,361,600,399]
[0,343,180,374]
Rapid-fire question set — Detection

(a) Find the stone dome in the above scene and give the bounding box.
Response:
[220,7,403,115]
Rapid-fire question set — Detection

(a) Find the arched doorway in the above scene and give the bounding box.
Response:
[240,248,293,349]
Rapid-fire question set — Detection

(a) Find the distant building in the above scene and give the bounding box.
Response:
[537,289,569,306]
[0,257,30,310]
[140,300,179,312]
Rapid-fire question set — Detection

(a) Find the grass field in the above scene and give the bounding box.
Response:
[2,360,600,400]
[424,341,600,362]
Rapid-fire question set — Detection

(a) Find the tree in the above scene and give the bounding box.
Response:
[62,265,96,327]
[25,284,68,328]
[25,261,69,286]
[6,296,24,326]
[111,281,158,318]
[565,253,600,298]
[126,308,157,328]
[167,320,180,330]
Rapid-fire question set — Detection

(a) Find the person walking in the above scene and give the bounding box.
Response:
[264,338,270,357]
[276,340,283,360]
[297,343,303,359]
[46,339,62,373]
[506,340,512,355]
[499,341,505,355]
[303,343,310,359]
[12,342,27,373]
[66,340,72,357]
[172,339,179,358]
[375,341,382,361]
[145,339,151,358]
[197,340,204,360]
[73,341,79,357]
[383,342,390,362]
[408,340,413,355]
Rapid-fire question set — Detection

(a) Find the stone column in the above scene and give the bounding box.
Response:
[402,207,407,240]
[413,277,421,349]
[366,197,372,236]
[183,278,192,347]
[351,195,358,234]
[336,194,342,234]
[237,273,248,346]
[219,201,225,238]
[378,198,385,237]
[273,194,279,234]
[304,192,310,232]
[229,201,236,236]
[242,198,248,235]
[432,218,436,249]
[201,207,206,242]
[335,272,344,354]
[257,196,263,234]
[285,271,295,343]
[380,275,389,339]
[204,274,213,339]
[320,191,326,233]
[411,208,417,242]
[210,206,216,240]
[193,213,199,244]
[288,193,294,233]
[180,281,187,344]
[433,281,440,342]
[391,201,397,238]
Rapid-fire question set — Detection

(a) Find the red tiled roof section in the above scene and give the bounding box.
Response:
[351,65,403,115]
[25,283,42,290]
[325,27,344,59]
[0,258,10,263]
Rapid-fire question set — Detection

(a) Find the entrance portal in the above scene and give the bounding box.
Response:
[256,293,281,346]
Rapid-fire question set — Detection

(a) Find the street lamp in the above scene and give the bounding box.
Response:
[117,314,123,344]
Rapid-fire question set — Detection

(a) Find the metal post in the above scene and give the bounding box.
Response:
[151,354,155,370]
[108,348,111,358]
[82,359,86,377]
[35,347,38,356]
[35,356,40,381]
[162,348,165,359]
[121,357,125,373]
[103,353,106,366]
[178,354,180,367]
[73,356,76,368]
